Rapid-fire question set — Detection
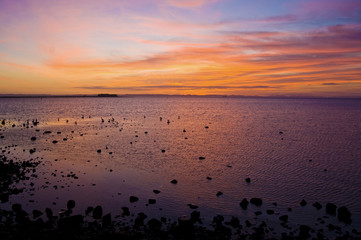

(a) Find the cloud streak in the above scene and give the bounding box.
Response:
[0,0,360,97]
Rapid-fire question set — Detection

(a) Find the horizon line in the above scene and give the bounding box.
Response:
[0,93,360,100]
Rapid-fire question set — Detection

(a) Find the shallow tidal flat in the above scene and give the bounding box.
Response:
[0,97,361,239]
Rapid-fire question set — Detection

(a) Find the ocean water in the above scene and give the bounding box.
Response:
[1,96,361,232]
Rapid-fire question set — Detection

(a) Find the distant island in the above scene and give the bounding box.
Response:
[97,94,118,97]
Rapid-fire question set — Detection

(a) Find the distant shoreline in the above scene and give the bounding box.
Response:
[0,94,360,100]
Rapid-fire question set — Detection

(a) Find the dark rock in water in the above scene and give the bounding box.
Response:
[148,218,162,230]
[240,198,249,210]
[328,224,336,231]
[188,204,198,209]
[93,205,103,219]
[45,208,53,220]
[206,176,212,180]
[255,211,262,216]
[122,207,130,216]
[279,215,288,222]
[225,216,240,228]
[67,200,75,209]
[12,203,22,213]
[130,196,139,203]
[313,202,322,210]
[32,209,43,219]
[148,199,156,204]
[250,198,263,206]
[97,149,101,153]
[213,215,224,225]
[0,193,9,203]
[134,212,147,227]
[326,203,337,215]
[170,179,178,184]
[338,206,352,224]
[58,215,83,230]
[199,156,205,160]
[191,211,201,223]
[216,191,223,197]
[299,225,311,239]
[245,177,251,183]
[245,220,252,227]
[266,210,275,215]
[85,206,93,215]
[31,137,36,141]
[153,189,160,194]
[300,199,307,207]
[102,213,111,227]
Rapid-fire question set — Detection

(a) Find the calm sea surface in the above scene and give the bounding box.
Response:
[1,97,361,231]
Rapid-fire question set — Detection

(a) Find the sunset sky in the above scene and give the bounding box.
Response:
[0,0,360,97]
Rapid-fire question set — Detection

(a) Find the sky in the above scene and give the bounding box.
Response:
[0,0,360,97]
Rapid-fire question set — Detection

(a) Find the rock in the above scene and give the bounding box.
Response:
[52,140,58,144]
[153,189,160,194]
[250,198,263,206]
[170,179,178,184]
[31,137,36,141]
[266,210,275,215]
[299,225,311,239]
[122,207,130,216]
[225,216,240,228]
[190,211,201,223]
[85,206,93,215]
[130,196,139,203]
[338,206,352,224]
[134,212,147,227]
[148,218,162,230]
[93,205,103,219]
[300,199,307,207]
[313,202,322,210]
[255,211,262,216]
[279,215,288,222]
[326,203,337,215]
[245,177,251,183]
[240,198,249,210]
[199,156,205,160]
[148,199,156,204]
[32,209,43,219]
[67,200,75,210]
[216,191,223,197]
[188,204,198,209]
[44,131,52,134]
[206,176,212,180]
[102,213,111,227]
[12,203,22,213]
[161,149,165,153]
[213,215,224,225]
[58,215,83,230]
[97,149,101,153]
[45,208,53,220]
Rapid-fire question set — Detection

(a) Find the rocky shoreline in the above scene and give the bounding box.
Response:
[1,152,361,240]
